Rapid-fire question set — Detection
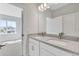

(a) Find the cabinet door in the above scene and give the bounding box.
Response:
[63,13,75,36]
[29,41,35,56]
[40,42,76,56]
[40,47,55,56]
[46,16,62,34]
[29,38,39,56]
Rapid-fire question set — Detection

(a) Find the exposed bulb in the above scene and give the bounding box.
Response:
[38,3,50,12]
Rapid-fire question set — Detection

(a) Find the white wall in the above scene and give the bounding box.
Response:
[38,11,46,33]
[0,3,23,17]
[22,4,39,55]
[24,4,39,34]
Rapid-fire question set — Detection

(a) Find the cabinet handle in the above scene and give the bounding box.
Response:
[32,46,34,51]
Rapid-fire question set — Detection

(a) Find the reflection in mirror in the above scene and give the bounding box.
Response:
[38,3,79,37]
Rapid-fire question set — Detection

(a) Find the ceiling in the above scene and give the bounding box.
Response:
[48,3,69,11]
[10,3,69,12]
[10,3,26,8]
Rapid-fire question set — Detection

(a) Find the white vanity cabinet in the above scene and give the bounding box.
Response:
[29,38,77,56]
[40,46,55,56]
[29,38,39,56]
[29,38,54,56]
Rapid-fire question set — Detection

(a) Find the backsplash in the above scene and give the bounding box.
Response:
[28,33,79,42]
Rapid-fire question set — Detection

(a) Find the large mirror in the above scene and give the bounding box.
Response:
[38,3,79,37]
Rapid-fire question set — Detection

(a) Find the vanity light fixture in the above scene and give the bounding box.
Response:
[38,3,50,12]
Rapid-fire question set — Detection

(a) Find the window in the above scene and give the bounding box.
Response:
[0,19,16,34]
[0,15,21,42]
[0,20,6,34]
[7,21,16,34]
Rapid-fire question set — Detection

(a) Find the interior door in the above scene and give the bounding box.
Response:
[0,4,23,56]
[0,15,23,56]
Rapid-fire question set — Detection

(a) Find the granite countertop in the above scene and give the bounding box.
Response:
[28,34,79,55]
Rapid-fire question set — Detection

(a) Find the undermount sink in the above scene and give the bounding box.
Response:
[34,36,43,39]
[47,39,67,46]
[34,36,57,40]
[34,36,67,46]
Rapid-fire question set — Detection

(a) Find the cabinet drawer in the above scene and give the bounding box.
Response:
[40,42,76,56]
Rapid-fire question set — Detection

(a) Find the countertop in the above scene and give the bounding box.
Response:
[28,34,79,55]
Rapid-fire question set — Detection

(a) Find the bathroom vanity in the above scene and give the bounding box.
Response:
[28,34,79,56]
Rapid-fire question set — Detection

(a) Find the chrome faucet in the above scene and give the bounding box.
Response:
[41,32,46,36]
[58,32,64,39]
[0,45,5,49]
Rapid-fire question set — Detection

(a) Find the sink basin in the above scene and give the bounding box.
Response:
[47,39,67,46]
[34,36,43,39]
[34,36,67,46]
[34,36,58,41]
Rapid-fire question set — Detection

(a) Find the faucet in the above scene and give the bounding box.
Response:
[0,45,5,49]
[58,32,64,39]
[41,32,46,36]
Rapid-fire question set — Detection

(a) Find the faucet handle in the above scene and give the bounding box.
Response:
[43,32,46,34]
[59,32,64,36]
[58,32,64,39]
[41,32,46,36]
[0,45,5,49]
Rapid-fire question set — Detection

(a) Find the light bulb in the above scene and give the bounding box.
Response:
[38,3,50,12]
[38,6,41,11]
[44,3,47,7]
[40,4,44,9]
